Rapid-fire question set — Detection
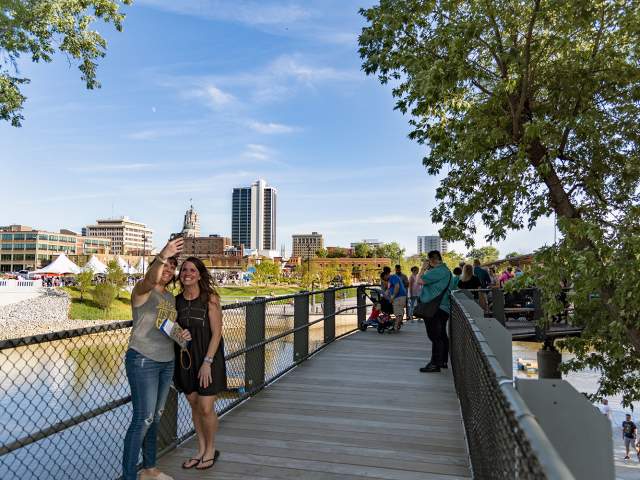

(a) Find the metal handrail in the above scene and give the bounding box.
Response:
[0,285,372,463]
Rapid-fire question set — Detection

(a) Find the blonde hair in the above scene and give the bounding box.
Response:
[460,264,474,282]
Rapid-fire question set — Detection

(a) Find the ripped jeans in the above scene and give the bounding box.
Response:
[123,349,174,480]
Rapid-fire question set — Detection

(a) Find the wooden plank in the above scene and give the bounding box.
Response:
[156,322,471,479]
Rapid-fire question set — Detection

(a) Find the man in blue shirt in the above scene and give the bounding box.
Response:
[383,270,407,331]
[418,250,453,373]
[473,259,491,288]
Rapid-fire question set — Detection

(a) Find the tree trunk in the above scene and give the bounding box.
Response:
[527,138,640,356]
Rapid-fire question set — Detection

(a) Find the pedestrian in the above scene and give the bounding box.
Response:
[122,237,183,480]
[472,259,491,288]
[598,399,611,419]
[452,267,462,289]
[499,266,514,287]
[408,266,421,321]
[382,269,407,331]
[458,264,482,295]
[395,264,409,319]
[623,414,637,460]
[418,251,453,373]
[175,257,227,471]
[380,266,391,291]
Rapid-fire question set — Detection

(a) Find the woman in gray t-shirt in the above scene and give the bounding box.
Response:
[122,237,185,480]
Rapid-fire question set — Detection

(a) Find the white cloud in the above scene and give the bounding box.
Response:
[243,144,271,160]
[182,84,235,109]
[248,121,299,134]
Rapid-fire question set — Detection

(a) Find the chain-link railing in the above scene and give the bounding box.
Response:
[0,286,370,480]
[450,292,575,480]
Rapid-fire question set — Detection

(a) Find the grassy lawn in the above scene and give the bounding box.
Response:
[62,284,357,319]
[63,286,133,321]
[217,285,302,299]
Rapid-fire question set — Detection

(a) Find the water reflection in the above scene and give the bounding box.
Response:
[0,312,359,480]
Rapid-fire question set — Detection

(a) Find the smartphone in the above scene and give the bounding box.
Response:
[169,232,184,241]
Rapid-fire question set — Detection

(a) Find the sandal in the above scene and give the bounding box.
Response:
[182,457,201,469]
[195,450,220,470]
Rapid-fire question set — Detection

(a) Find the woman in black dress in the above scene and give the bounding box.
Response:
[175,257,227,471]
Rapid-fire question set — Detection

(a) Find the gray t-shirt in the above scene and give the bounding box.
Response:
[128,289,176,363]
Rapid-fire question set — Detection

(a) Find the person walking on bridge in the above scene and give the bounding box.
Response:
[418,251,453,373]
[383,269,407,331]
[123,237,183,480]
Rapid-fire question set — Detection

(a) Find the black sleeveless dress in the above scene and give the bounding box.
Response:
[174,293,227,396]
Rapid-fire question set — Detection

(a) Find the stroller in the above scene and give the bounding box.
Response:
[359,288,396,334]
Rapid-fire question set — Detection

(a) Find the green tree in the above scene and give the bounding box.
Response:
[467,246,500,264]
[253,260,280,286]
[105,260,126,299]
[76,268,94,301]
[374,242,405,264]
[315,248,328,258]
[360,1,640,404]
[1,0,132,126]
[352,242,371,258]
[319,264,339,287]
[93,282,117,311]
[442,251,465,270]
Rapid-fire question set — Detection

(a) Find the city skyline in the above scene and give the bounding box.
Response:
[0,0,556,257]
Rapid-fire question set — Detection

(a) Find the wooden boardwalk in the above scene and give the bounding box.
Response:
[157,321,471,479]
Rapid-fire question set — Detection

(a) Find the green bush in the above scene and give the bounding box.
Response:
[93,283,118,311]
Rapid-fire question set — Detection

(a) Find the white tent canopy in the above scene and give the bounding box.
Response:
[33,254,81,275]
[81,256,107,275]
[117,257,139,275]
[137,257,150,274]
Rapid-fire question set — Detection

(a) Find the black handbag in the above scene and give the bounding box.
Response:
[414,273,452,319]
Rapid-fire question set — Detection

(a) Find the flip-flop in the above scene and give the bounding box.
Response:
[182,457,202,469]
[195,450,220,470]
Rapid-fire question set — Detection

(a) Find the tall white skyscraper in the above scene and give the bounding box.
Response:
[232,179,277,251]
[417,235,448,255]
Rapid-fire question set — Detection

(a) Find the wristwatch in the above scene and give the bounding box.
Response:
[203,356,214,364]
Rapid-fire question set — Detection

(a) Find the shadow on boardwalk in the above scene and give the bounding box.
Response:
[157,321,471,479]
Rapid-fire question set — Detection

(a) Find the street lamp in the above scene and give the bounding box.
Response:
[142,234,147,276]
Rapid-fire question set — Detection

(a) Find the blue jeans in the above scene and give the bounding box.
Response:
[123,349,174,480]
[408,296,419,318]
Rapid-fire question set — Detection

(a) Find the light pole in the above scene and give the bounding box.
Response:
[142,234,147,277]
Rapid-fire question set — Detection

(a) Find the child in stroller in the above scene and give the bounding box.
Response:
[360,288,396,334]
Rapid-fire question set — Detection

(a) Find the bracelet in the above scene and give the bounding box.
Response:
[203,356,214,364]
[156,254,167,265]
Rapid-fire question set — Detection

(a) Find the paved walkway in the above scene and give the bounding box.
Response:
[157,321,471,479]
[0,287,44,306]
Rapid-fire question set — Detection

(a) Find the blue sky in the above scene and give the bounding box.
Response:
[0,0,555,256]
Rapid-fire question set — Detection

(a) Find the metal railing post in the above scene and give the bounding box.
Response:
[357,285,366,329]
[157,387,178,451]
[324,288,336,344]
[245,301,266,394]
[492,288,506,325]
[294,293,309,362]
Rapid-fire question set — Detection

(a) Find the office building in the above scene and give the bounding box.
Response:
[231,179,277,251]
[182,235,241,258]
[181,204,200,238]
[0,225,110,271]
[84,217,153,256]
[417,235,448,255]
[292,232,324,259]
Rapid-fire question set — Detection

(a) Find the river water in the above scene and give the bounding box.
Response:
[0,308,359,480]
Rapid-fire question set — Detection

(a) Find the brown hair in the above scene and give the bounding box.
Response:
[179,256,218,302]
